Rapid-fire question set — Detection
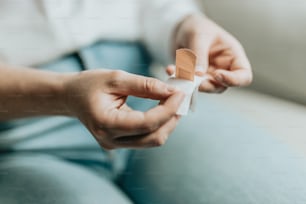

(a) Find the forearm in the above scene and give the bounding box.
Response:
[0,65,73,121]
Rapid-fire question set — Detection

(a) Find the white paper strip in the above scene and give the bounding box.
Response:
[166,76,205,115]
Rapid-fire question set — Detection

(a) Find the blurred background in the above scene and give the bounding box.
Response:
[183,0,306,155]
[197,0,306,104]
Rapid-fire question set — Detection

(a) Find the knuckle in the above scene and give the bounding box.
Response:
[144,78,158,93]
[186,24,203,39]
[199,86,213,93]
[88,121,119,151]
[141,116,160,132]
[237,42,246,53]
[121,124,135,132]
[111,70,126,78]
[91,122,107,136]
[216,87,227,94]
[152,135,166,147]
[144,121,159,132]
[230,35,243,49]
[100,143,115,150]
[228,79,239,87]
[93,131,116,150]
[236,80,242,86]
[168,103,179,115]
[245,72,253,85]
[108,70,126,89]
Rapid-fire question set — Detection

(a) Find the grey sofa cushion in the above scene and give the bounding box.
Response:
[198,0,306,105]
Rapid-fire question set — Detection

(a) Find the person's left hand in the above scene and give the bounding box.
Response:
[167,14,253,93]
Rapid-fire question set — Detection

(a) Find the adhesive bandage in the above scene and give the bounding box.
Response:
[166,49,204,115]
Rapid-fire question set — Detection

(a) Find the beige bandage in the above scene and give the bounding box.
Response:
[175,49,197,81]
[166,48,203,115]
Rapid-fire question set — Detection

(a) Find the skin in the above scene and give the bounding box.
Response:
[0,66,184,149]
[0,14,252,149]
[168,14,253,93]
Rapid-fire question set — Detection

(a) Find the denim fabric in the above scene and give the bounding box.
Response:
[0,42,153,180]
[0,42,152,204]
[2,42,306,204]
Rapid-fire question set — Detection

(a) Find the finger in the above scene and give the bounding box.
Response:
[102,92,185,137]
[198,78,227,93]
[222,34,252,72]
[213,69,253,87]
[231,49,252,74]
[211,55,235,70]
[166,65,205,76]
[188,33,215,72]
[167,64,205,77]
[108,70,177,100]
[195,65,206,76]
[166,65,175,76]
[209,43,231,58]
[113,115,180,149]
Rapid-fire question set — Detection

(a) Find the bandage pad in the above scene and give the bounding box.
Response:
[175,49,197,81]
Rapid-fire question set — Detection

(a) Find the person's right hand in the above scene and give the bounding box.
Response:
[63,69,184,150]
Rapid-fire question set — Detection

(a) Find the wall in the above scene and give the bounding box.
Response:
[197,0,306,104]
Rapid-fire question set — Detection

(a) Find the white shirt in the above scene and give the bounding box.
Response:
[0,0,199,66]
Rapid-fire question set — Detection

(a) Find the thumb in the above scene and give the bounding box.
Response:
[188,34,214,74]
[213,69,252,87]
[110,71,178,100]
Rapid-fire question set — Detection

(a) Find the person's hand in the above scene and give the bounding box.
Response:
[63,69,184,149]
[167,14,253,93]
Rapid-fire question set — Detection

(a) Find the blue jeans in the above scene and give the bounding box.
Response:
[1,41,306,204]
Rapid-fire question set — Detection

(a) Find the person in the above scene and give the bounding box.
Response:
[0,0,252,147]
[4,0,302,203]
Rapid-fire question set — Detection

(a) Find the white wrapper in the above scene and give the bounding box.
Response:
[166,76,204,115]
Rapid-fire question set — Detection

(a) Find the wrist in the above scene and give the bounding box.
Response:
[57,72,78,117]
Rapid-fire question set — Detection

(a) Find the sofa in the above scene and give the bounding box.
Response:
[190,0,306,154]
